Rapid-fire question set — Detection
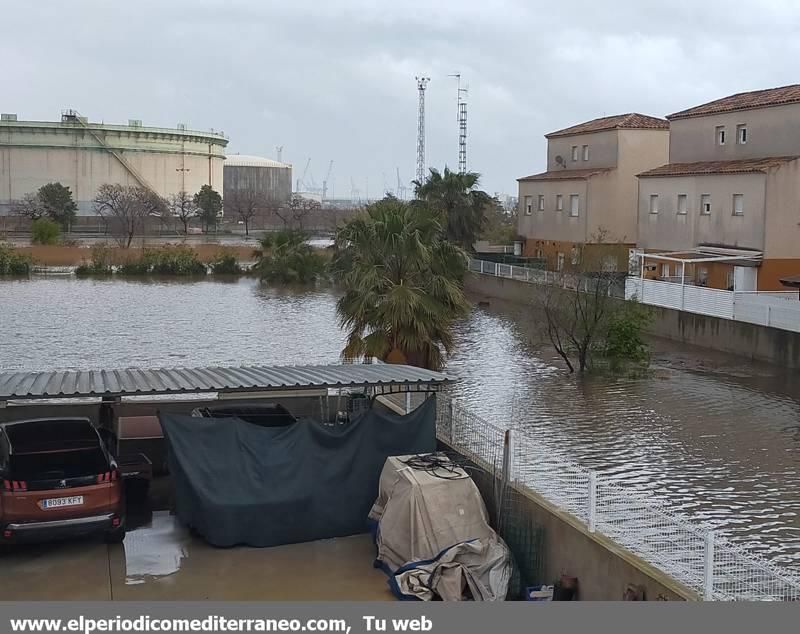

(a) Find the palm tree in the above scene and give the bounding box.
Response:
[413,167,493,250]
[332,197,469,370]
[253,229,325,284]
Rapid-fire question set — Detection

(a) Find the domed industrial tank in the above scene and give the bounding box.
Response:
[223,154,292,205]
[0,111,228,216]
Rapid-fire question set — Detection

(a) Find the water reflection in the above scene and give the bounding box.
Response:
[123,511,189,584]
[2,278,800,566]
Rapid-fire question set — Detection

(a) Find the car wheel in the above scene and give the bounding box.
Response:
[103,528,126,544]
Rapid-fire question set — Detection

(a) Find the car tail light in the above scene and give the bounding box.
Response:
[111,516,121,528]
[96,470,120,484]
[3,480,27,492]
[2,529,12,539]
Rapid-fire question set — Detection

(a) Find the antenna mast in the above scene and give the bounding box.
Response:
[450,73,468,174]
[415,76,430,185]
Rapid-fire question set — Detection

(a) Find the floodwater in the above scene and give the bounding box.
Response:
[2,277,800,568]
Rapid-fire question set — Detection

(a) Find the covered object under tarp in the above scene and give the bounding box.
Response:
[159,397,436,548]
[369,454,511,601]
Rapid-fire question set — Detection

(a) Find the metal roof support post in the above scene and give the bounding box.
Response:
[704,531,715,601]
[405,392,411,414]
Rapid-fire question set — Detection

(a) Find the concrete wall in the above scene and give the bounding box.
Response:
[669,102,800,163]
[465,272,800,368]
[637,172,768,251]
[546,129,618,170]
[0,120,227,215]
[764,160,800,259]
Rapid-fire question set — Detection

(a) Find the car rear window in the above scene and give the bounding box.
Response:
[9,448,109,481]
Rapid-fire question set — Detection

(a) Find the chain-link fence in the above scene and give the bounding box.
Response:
[435,394,800,601]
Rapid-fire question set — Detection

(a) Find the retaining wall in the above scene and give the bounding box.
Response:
[465,272,800,368]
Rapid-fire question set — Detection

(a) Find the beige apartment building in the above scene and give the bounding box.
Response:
[517,113,669,271]
[637,85,800,291]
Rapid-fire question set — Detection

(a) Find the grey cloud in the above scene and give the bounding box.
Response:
[2,0,800,195]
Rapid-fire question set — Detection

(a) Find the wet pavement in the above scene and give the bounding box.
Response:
[1,512,392,601]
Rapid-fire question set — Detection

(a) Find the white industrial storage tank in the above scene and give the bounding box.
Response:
[0,111,228,215]
[223,154,292,205]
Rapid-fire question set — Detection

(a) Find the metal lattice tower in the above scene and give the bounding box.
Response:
[415,76,430,185]
[451,73,469,174]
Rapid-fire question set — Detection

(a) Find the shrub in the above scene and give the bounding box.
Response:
[31,218,61,245]
[254,230,326,284]
[75,243,114,276]
[604,300,652,363]
[0,243,32,275]
[209,250,242,275]
[118,245,206,276]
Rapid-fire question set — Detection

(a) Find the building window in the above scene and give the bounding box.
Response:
[661,263,671,278]
[737,124,748,145]
[649,194,659,214]
[557,252,565,271]
[732,193,744,216]
[571,146,578,161]
[697,266,709,287]
[538,194,545,211]
[536,248,543,259]
[570,246,580,265]
[569,194,579,217]
[716,126,726,145]
[555,194,563,211]
[524,196,532,215]
[700,194,711,215]
[677,194,688,215]
[582,145,589,161]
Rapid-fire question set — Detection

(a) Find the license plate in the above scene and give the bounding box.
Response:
[41,496,84,509]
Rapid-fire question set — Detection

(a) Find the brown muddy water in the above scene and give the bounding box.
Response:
[2,277,800,568]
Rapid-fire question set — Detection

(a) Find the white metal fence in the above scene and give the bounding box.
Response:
[435,394,800,601]
[626,278,800,333]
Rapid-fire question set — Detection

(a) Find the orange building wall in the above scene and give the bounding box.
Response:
[758,259,800,291]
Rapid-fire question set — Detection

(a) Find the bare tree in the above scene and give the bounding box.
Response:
[167,191,198,235]
[224,190,263,237]
[274,194,321,230]
[93,184,167,248]
[11,193,46,220]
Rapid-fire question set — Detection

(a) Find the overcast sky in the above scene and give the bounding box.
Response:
[3,0,800,197]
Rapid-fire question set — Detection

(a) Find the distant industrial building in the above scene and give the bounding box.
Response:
[0,110,228,215]
[222,154,292,205]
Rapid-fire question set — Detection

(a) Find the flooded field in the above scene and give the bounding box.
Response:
[2,276,800,567]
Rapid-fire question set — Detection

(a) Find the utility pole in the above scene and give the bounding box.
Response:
[415,76,430,186]
[450,73,468,174]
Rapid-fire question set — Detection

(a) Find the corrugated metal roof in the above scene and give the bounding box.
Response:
[0,364,450,400]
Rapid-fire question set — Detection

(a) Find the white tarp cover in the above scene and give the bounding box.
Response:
[369,454,511,601]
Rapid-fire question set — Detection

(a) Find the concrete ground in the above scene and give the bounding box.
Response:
[0,511,393,601]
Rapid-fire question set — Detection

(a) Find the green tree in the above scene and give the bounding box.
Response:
[331,197,469,370]
[194,185,223,233]
[31,218,61,245]
[414,167,493,250]
[254,229,325,284]
[38,183,78,229]
[480,198,518,244]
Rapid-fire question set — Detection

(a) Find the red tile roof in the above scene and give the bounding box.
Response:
[668,84,800,120]
[545,113,669,138]
[518,168,612,182]
[638,156,799,178]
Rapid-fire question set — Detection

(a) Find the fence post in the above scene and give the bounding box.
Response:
[502,429,515,484]
[703,531,715,601]
[405,392,411,414]
[480,260,484,274]
[588,471,598,533]
[447,397,455,444]
[766,305,771,327]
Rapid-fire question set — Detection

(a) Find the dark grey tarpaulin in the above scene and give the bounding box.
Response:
[159,397,437,548]
[0,364,450,401]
